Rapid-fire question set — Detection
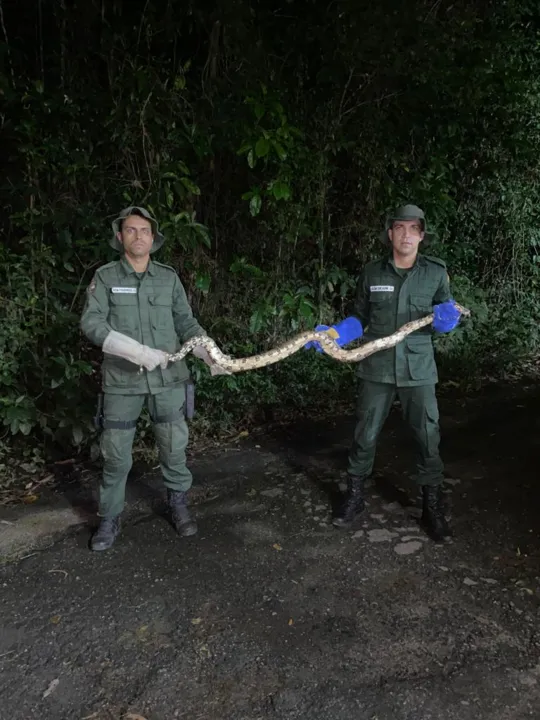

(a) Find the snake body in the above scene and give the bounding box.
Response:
[167,305,470,374]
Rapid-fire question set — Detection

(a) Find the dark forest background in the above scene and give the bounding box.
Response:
[1,0,540,485]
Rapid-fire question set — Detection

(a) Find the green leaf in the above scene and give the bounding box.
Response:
[254,102,265,121]
[60,228,73,247]
[299,300,316,319]
[174,75,186,91]
[195,273,211,293]
[271,181,292,201]
[249,309,265,334]
[249,194,262,216]
[247,149,255,169]
[50,379,63,389]
[272,141,287,161]
[180,177,201,195]
[192,223,211,248]
[19,422,32,436]
[72,426,84,445]
[229,258,264,277]
[255,138,270,158]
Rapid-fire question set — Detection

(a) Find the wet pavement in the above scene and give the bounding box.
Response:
[1,382,540,719]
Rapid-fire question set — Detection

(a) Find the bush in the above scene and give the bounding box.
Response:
[2,0,540,486]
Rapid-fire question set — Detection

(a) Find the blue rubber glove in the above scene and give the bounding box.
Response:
[432,299,461,333]
[305,316,363,352]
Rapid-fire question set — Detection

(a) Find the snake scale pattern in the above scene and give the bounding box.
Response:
[167,304,470,374]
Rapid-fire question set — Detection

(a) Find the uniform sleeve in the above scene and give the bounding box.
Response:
[80,272,113,347]
[172,275,206,342]
[433,269,452,305]
[352,268,370,328]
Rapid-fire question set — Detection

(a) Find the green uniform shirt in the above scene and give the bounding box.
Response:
[80,256,205,395]
[353,253,451,387]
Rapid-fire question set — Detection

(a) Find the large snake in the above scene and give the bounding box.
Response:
[167,304,471,374]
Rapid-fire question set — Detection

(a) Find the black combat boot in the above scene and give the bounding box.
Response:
[419,485,452,541]
[91,515,121,551]
[167,489,197,536]
[332,475,366,528]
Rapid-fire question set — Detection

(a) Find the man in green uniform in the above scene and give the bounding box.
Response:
[310,205,462,541]
[80,206,228,551]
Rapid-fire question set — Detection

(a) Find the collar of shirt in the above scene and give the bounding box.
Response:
[119,256,157,277]
[385,252,427,274]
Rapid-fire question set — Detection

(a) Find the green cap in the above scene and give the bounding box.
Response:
[110,206,165,253]
[380,204,435,247]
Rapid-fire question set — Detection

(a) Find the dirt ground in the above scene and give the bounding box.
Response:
[1,381,539,720]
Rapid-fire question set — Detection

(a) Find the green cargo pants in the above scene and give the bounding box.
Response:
[347,380,444,486]
[98,387,191,517]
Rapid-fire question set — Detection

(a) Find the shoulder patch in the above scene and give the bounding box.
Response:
[87,273,97,295]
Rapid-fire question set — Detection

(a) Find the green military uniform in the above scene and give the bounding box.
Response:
[347,251,451,487]
[81,244,204,518]
[332,203,455,540]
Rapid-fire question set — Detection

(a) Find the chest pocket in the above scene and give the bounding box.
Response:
[409,293,433,323]
[369,291,394,331]
[108,292,138,332]
[149,293,174,330]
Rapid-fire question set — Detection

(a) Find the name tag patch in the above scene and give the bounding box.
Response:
[111,287,137,294]
[370,285,394,292]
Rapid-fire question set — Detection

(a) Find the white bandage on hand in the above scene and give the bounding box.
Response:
[102,330,169,371]
[138,345,169,371]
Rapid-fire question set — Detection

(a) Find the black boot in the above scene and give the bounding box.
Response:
[332,475,366,528]
[419,485,452,541]
[167,489,197,537]
[91,515,121,551]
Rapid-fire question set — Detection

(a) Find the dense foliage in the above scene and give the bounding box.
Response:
[1,0,539,480]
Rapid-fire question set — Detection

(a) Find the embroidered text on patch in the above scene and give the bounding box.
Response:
[370,285,395,292]
[111,287,137,294]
